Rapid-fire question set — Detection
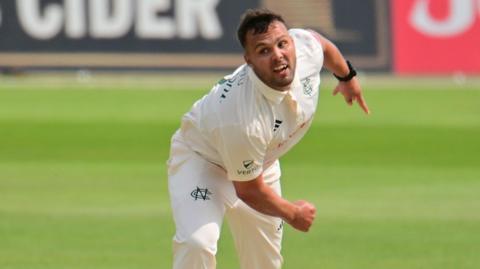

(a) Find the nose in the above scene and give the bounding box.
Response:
[272,47,283,61]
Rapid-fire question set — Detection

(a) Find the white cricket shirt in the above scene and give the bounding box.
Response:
[180,28,324,181]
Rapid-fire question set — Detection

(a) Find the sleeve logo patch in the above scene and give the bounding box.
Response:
[237,160,260,176]
[243,160,254,169]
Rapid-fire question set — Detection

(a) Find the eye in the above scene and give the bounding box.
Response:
[259,48,269,55]
[278,40,288,49]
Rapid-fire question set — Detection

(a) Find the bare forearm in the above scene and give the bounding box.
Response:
[320,39,351,78]
[237,182,297,222]
[234,175,316,232]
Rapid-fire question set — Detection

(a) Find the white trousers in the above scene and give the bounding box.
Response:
[167,132,284,269]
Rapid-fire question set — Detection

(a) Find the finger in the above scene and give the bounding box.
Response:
[344,95,353,106]
[333,86,340,96]
[357,95,370,114]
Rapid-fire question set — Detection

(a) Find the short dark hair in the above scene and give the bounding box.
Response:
[237,8,286,48]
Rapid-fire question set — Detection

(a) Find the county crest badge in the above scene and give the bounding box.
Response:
[301,77,313,96]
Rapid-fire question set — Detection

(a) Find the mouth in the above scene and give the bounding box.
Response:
[273,64,288,73]
[273,63,290,79]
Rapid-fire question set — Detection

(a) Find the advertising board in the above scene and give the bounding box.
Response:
[393,0,480,74]
[0,0,389,70]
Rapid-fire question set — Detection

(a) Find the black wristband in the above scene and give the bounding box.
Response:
[333,60,357,82]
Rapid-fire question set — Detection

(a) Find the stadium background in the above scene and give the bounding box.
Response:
[1,0,479,269]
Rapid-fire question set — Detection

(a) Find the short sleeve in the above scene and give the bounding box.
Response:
[213,123,267,181]
[289,28,324,72]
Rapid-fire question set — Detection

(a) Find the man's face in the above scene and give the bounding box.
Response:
[244,21,296,91]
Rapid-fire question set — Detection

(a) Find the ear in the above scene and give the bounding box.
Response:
[244,53,251,65]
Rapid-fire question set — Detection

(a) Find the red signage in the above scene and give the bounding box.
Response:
[393,0,480,74]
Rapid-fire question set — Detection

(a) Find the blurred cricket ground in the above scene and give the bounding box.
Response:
[0,73,479,269]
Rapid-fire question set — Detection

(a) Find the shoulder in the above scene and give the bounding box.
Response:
[289,29,324,54]
[289,28,324,72]
[209,65,250,115]
[211,65,271,127]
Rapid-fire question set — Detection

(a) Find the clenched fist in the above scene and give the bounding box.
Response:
[288,200,316,232]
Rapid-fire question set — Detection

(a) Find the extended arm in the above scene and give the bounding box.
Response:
[308,30,370,114]
[233,174,316,232]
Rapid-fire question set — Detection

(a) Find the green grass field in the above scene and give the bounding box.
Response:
[1,75,479,269]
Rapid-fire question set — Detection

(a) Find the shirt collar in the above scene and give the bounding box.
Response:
[248,66,300,105]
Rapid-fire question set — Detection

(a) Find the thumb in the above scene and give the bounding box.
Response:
[294,200,307,206]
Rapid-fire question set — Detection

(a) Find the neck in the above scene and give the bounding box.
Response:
[251,69,292,92]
